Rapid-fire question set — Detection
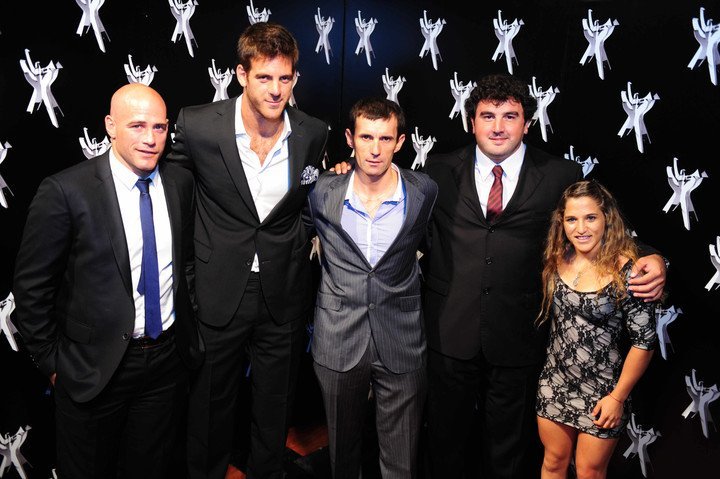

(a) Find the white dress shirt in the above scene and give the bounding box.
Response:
[234,94,292,272]
[474,143,526,217]
[109,150,174,337]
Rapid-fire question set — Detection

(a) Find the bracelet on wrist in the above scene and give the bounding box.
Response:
[608,393,624,404]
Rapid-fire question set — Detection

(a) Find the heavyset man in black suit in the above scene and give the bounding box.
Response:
[422,73,666,479]
[13,83,203,478]
[166,22,328,479]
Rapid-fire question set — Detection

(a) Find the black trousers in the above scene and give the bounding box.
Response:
[187,274,305,479]
[55,333,187,479]
[426,348,542,479]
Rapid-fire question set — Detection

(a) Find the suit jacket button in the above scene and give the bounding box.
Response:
[489,227,495,233]
[246,260,252,266]
[368,272,375,278]
[483,288,490,295]
[369,303,376,310]
[485,257,492,264]
[122,333,130,341]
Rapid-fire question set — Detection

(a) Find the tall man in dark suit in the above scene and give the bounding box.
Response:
[13,83,203,478]
[309,98,437,479]
[422,73,667,479]
[166,22,329,479]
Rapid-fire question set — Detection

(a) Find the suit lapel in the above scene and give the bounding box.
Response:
[286,108,307,193]
[261,107,307,225]
[160,166,181,294]
[323,173,372,270]
[94,155,132,297]
[373,170,425,268]
[499,146,544,220]
[454,146,487,225]
[215,98,260,221]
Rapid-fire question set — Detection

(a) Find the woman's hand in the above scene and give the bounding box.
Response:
[591,394,624,429]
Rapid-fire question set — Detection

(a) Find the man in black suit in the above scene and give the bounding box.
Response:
[166,22,328,479]
[13,83,202,478]
[422,73,666,479]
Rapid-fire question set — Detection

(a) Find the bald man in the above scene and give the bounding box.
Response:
[13,83,203,478]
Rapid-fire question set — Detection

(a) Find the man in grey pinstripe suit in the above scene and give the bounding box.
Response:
[308,98,437,479]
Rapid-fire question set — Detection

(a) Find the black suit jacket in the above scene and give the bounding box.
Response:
[166,98,329,327]
[423,144,582,367]
[13,154,203,402]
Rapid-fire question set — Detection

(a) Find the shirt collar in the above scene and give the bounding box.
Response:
[344,163,404,203]
[234,94,292,141]
[109,148,158,191]
[474,142,526,181]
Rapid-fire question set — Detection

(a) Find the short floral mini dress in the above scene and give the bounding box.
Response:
[536,261,656,438]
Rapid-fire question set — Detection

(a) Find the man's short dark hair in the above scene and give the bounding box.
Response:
[236,22,299,72]
[464,73,537,122]
[348,98,406,136]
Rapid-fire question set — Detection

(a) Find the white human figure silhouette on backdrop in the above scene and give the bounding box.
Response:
[449,72,476,133]
[564,145,598,178]
[492,10,523,74]
[208,59,234,102]
[617,82,659,153]
[662,157,707,231]
[124,54,158,85]
[75,0,110,52]
[410,127,436,171]
[20,49,63,128]
[382,68,405,105]
[78,127,110,159]
[246,0,270,24]
[354,11,377,67]
[314,8,334,65]
[688,7,720,85]
[419,10,445,71]
[0,141,13,209]
[169,0,198,57]
[528,76,559,142]
[580,9,619,80]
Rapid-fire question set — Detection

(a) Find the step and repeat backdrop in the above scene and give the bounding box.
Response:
[0,1,718,477]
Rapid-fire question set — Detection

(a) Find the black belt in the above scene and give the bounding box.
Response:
[130,325,175,349]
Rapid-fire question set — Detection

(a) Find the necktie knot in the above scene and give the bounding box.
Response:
[136,178,151,195]
[492,165,503,179]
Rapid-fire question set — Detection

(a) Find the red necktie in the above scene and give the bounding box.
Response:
[486,165,504,222]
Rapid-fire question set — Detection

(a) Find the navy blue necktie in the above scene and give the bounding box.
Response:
[136,178,162,339]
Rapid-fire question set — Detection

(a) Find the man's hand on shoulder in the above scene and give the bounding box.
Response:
[330,161,353,175]
[629,254,667,302]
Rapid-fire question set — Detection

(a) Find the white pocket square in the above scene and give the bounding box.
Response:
[300,165,320,185]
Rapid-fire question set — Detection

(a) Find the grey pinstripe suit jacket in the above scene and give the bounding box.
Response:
[308,168,438,374]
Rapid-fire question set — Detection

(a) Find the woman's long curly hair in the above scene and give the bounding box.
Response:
[537,180,638,324]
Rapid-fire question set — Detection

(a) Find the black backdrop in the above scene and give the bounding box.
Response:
[1,1,719,477]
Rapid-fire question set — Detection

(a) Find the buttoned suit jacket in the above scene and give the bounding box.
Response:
[166,98,329,327]
[13,153,203,403]
[309,168,438,374]
[423,144,582,367]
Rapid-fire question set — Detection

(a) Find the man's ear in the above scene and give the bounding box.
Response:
[236,65,247,88]
[394,133,406,153]
[105,115,116,139]
[345,128,354,149]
